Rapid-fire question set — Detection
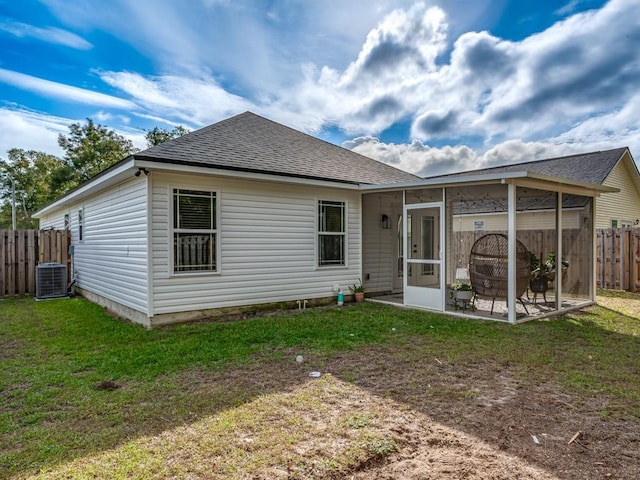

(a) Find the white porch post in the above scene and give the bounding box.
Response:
[556,192,563,310]
[507,183,516,323]
[591,196,597,301]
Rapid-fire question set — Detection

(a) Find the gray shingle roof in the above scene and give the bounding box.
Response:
[426,147,629,185]
[135,112,420,185]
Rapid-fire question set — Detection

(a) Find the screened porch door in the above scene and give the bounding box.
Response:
[403,203,444,311]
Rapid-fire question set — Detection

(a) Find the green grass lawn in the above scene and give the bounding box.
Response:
[1,296,639,478]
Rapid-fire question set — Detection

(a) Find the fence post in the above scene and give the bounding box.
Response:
[0,231,5,296]
[27,230,36,294]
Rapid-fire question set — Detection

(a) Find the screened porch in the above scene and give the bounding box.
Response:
[361,173,611,323]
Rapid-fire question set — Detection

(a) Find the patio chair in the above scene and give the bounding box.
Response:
[468,233,530,315]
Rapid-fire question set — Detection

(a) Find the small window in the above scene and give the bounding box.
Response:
[64,214,69,230]
[473,220,485,231]
[318,200,345,267]
[611,219,618,228]
[173,189,217,273]
[78,208,84,241]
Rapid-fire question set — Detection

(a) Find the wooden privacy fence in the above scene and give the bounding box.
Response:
[453,228,640,292]
[596,228,640,292]
[0,229,71,297]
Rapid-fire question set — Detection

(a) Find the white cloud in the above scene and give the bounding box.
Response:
[344,136,477,176]
[13,0,639,175]
[476,140,573,169]
[99,71,255,126]
[0,18,92,50]
[554,0,585,16]
[552,92,640,156]
[0,108,68,157]
[276,3,450,135]
[410,0,640,144]
[343,136,582,177]
[0,69,135,109]
[0,107,148,159]
[273,0,640,158]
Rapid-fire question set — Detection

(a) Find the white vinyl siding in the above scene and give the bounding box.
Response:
[455,210,582,231]
[39,212,68,231]
[151,172,361,315]
[598,155,640,228]
[39,176,149,314]
[361,193,401,293]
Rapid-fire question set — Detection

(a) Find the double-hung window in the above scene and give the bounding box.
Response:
[318,200,346,267]
[173,189,217,273]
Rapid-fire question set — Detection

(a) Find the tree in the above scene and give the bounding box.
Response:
[145,125,190,147]
[0,149,65,229]
[54,119,138,192]
[0,120,184,229]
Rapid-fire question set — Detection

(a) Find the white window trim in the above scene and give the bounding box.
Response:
[316,198,348,269]
[169,185,221,277]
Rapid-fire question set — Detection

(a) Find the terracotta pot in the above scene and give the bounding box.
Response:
[354,292,365,303]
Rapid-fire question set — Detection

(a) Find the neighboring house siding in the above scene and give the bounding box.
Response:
[598,158,640,228]
[39,177,149,314]
[455,210,582,231]
[151,172,361,315]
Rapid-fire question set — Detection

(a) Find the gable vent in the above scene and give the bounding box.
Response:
[36,263,68,299]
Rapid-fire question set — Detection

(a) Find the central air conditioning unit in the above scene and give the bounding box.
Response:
[36,263,68,299]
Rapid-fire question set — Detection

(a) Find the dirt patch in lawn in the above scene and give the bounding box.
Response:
[323,342,640,479]
[159,340,640,479]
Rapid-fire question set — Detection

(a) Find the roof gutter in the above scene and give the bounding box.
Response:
[32,156,364,219]
[133,159,362,190]
[360,170,618,195]
[32,158,136,218]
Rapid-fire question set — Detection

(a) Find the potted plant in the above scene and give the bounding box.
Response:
[452,282,474,301]
[450,282,474,310]
[530,252,569,293]
[529,253,550,294]
[349,278,366,303]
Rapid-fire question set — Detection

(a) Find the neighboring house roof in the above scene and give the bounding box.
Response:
[135,111,420,185]
[427,147,630,185]
[437,147,636,216]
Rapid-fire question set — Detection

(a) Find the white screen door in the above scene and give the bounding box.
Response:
[403,203,444,310]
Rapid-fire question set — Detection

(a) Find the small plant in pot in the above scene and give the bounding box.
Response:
[529,253,550,293]
[349,278,366,303]
[529,252,570,293]
[452,282,474,302]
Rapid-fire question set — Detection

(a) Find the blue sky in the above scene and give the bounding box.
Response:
[0,0,638,176]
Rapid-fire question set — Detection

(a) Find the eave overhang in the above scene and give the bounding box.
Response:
[32,158,363,218]
[359,170,619,197]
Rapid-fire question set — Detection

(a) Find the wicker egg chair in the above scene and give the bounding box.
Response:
[468,233,530,315]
